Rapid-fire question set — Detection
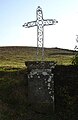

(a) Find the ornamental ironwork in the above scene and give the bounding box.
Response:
[23,6,58,61]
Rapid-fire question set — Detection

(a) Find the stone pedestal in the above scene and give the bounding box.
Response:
[25,61,55,113]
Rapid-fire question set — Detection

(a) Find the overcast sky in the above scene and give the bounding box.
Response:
[0,0,78,50]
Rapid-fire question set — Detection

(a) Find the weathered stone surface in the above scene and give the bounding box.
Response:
[25,61,55,113]
[25,63,78,118]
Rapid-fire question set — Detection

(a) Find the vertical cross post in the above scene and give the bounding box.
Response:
[23,6,58,61]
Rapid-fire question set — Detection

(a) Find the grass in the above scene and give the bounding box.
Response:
[0,46,76,68]
[0,68,55,120]
[0,46,77,119]
[0,68,28,120]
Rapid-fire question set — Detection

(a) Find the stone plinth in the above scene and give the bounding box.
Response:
[25,61,56,113]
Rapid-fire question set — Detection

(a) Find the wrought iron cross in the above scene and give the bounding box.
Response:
[23,6,58,61]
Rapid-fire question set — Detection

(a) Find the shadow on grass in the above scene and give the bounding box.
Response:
[0,68,29,120]
[0,66,78,120]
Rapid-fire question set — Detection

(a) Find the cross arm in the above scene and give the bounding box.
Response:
[22,21,37,28]
[43,19,58,26]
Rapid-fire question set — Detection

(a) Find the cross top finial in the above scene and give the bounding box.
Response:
[37,6,42,9]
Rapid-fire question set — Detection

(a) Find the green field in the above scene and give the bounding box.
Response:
[0,46,77,120]
[0,46,76,68]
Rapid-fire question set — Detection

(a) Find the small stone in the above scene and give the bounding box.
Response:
[51,66,55,69]
[42,72,48,76]
[31,75,33,78]
[39,87,41,90]
[38,76,40,78]
[50,88,52,90]
[28,75,30,78]
[51,74,54,77]
[45,81,47,84]
[48,79,51,82]
[52,81,54,83]
[48,87,50,89]
[47,83,50,87]
[49,91,51,94]
[52,90,54,93]
[51,96,54,101]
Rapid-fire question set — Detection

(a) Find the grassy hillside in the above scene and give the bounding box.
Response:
[0,46,76,68]
[0,47,77,120]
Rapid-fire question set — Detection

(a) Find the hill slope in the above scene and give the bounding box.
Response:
[0,46,76,67]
